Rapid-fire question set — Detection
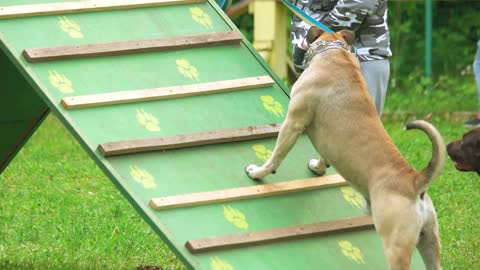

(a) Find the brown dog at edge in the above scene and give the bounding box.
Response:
[245,27,445,270]
[447,127,480,175]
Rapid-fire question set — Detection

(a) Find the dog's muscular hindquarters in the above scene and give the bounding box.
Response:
[245,28,445,270]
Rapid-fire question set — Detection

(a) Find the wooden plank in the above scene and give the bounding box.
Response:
[225,0,250,20]
[98,123,281,157]
[149,174,347,210]
[61,75,274,109]
[23,31,243,63]
[186,216,375,253]
[0,0,205,19]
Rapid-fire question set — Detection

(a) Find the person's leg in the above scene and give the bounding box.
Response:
[290,16,309,73]
[360,59,390,116]
[474,41,480,118]
[465,41,480,127]
[290,4,323,74]
[292,44,307,74]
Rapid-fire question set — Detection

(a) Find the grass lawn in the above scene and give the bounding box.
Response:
[0,115,184,270]
[1,77,479,269]
[384,119,480,269]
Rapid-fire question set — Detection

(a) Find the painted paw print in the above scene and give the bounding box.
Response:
[129,166,157,190]
[223,205,248,230]
[252,144,272,162]
[338,240,366,264]
[340,186,365,208]
[190,7,212,29]
[210,257,234,270]
[260,95,284,117]
[58,16,83,39]
[136,109,161,132]
[48,70,74,93]
[176,59,200,81]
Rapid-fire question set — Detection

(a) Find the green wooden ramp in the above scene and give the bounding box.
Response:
[0,1,425,269]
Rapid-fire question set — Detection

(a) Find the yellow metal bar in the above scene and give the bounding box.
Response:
[249,0,287,78]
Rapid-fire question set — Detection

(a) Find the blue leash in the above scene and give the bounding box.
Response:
[280,0,357,54]
[279,0,334,34]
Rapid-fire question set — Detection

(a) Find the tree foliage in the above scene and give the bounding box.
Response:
[389,0,480,89]
[230,0,480,91]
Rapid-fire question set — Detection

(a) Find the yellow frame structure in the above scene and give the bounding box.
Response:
[248,0,287,78]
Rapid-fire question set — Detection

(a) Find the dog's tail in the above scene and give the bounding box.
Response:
[405,120,445,193]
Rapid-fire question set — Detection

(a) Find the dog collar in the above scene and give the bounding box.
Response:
[302,39,355,69]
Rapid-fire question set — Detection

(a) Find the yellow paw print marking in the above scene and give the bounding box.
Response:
[58,16,83,39]
[48,70,74,94]
[210,257,234,270]
[260,95,284,117]
[223,205,248,230]
[176,59,199,81]
[129,166,157,190]
[136,109,161,132]
[339,240,366,264]
[252,144,272,162]
[340,186,365,209]
[190,7,212,29]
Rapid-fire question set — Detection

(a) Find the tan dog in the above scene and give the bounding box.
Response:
[245,27,445,270]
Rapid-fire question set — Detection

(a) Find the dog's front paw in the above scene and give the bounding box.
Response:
[308,159,327,175]
[245,164,269,180]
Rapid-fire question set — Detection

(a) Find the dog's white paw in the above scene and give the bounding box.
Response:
[308,159,327,175]
[245,164,269,180]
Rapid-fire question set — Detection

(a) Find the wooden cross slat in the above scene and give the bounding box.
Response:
[186,216,375,253]
[23,31,243,63]
[98,123,282,157]
[0,0,205,19]
[62,75,274,109]
[149,174,347,210]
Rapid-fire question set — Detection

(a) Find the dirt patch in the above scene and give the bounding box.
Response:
[135,266,163,270]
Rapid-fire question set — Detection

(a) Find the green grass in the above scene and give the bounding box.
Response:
[386,74,479,114]
[0,116,185,270]
[381,76,480,268]
[1,78,479,269]
[384,119,480,269]
[383,76,480,270]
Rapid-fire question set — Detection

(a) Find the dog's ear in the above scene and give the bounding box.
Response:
[306,27,324,44]
[339,30,355,45]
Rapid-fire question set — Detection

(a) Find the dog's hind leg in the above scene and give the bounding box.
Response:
[304,127,329,176]
[416,194,441,270]
[308,158,329,175]
[371,193,422,270]
[245,98,313,180]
